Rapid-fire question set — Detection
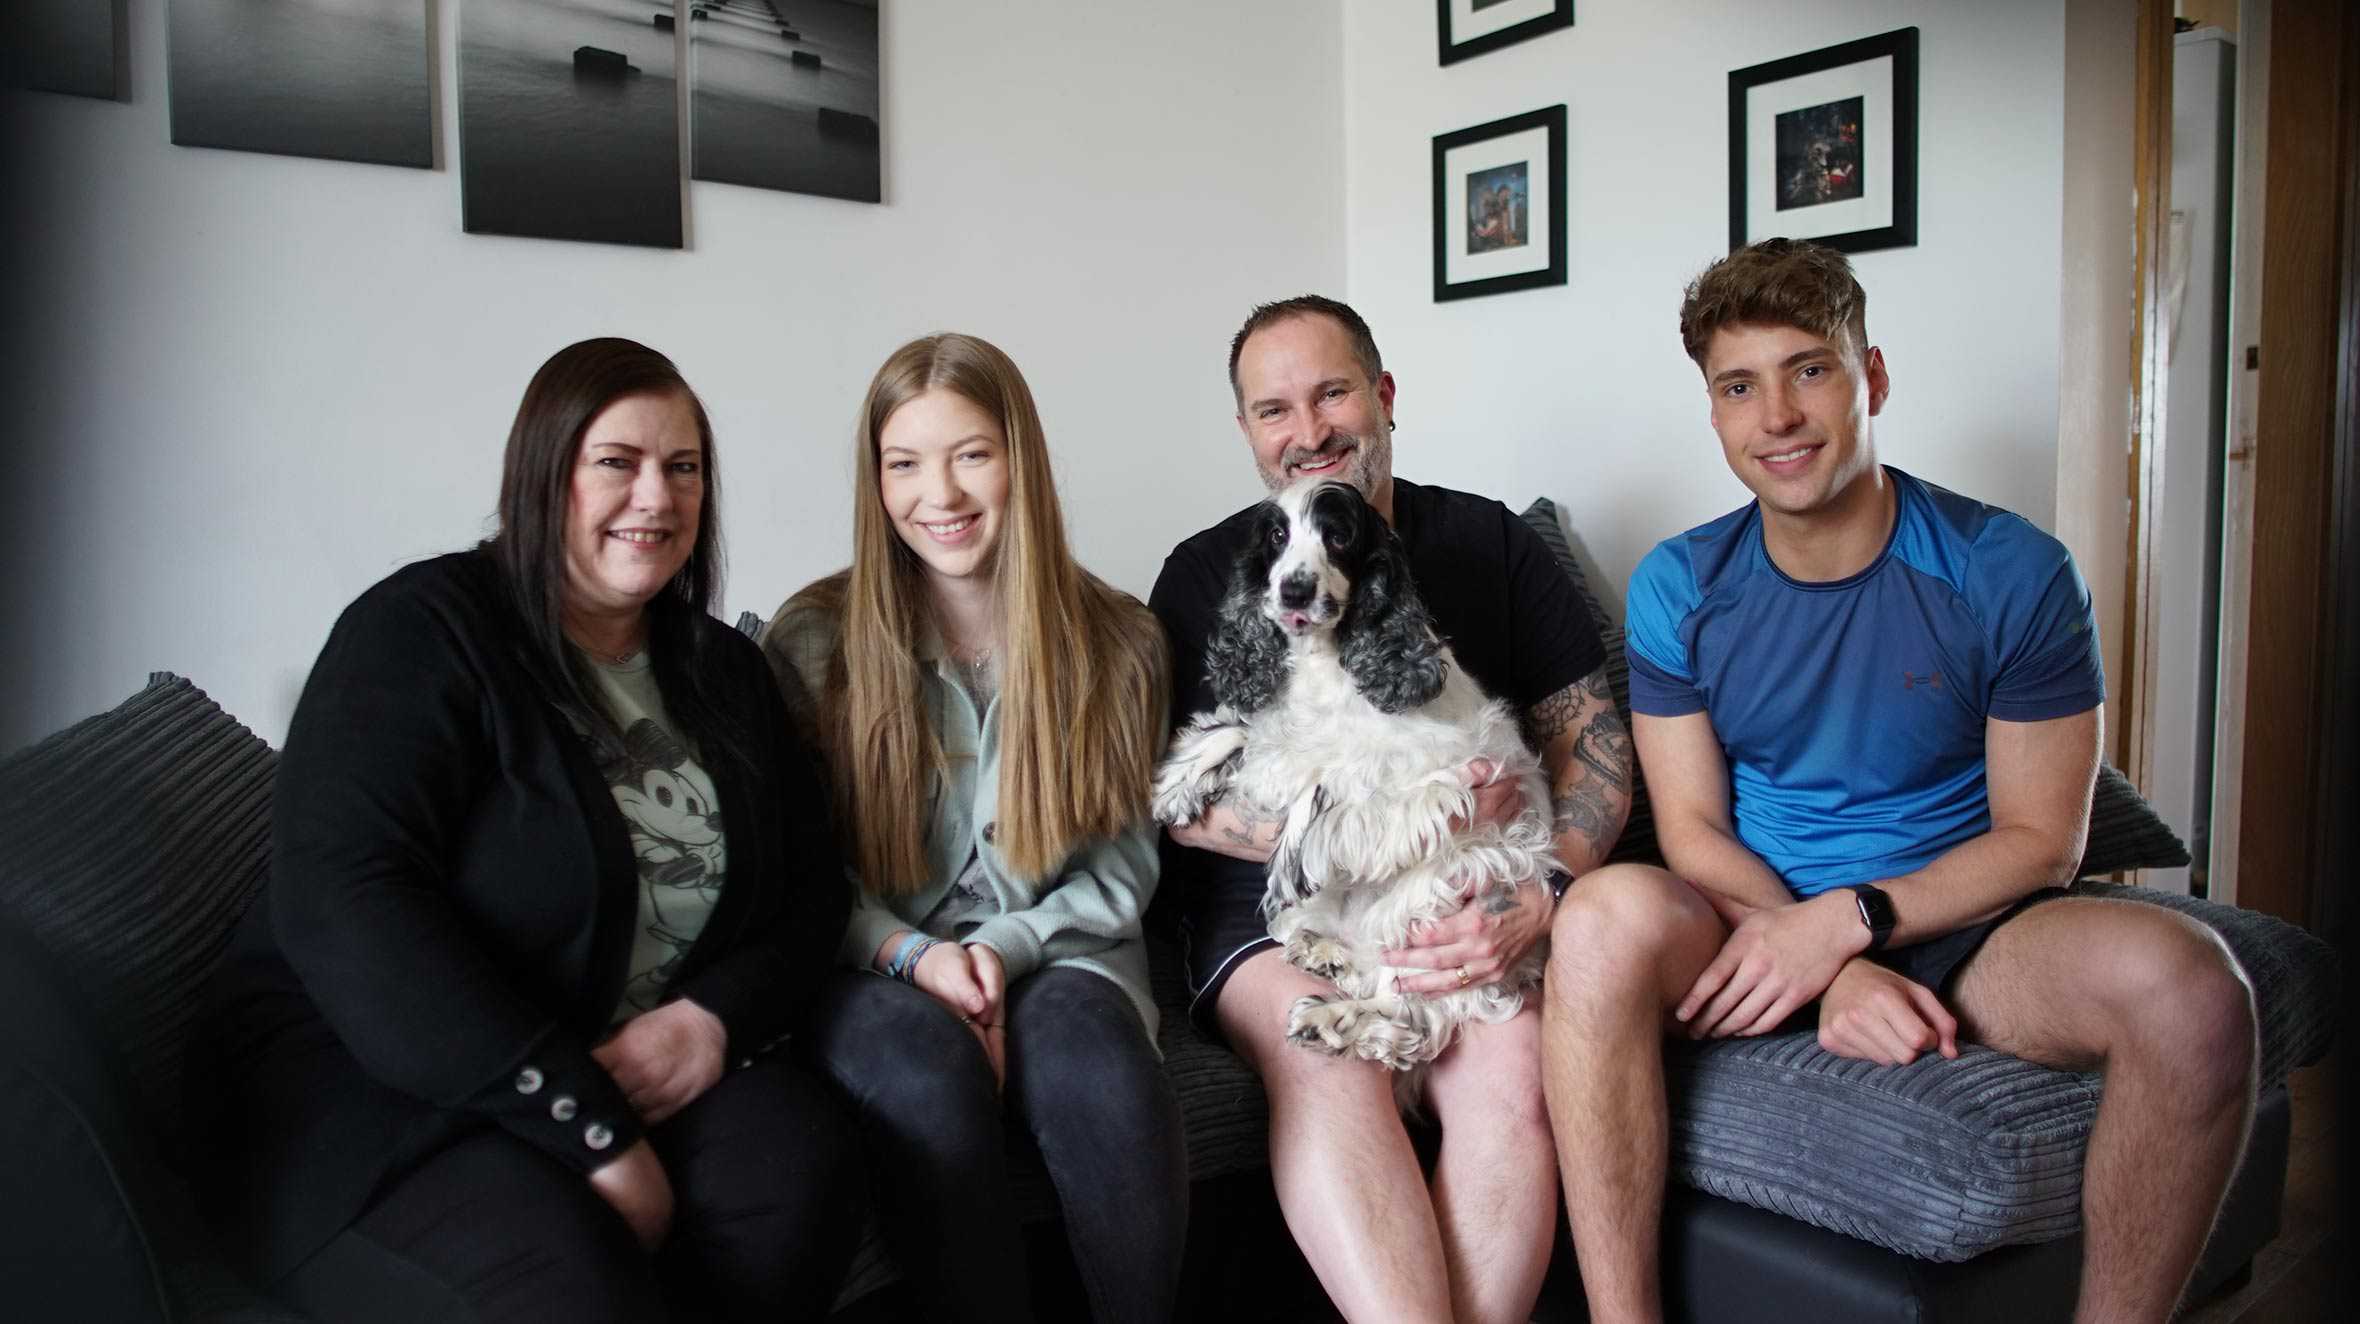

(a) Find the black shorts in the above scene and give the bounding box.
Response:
[1863,885,2070,994]
[1177,865,1279,1037]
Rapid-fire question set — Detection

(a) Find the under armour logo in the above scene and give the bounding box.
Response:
[1902,671,1943,691]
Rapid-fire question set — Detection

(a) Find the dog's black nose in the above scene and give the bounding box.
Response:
[1278,573,1317,609]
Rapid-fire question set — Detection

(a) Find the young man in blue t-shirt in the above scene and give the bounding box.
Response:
[1540,239,2258,1323]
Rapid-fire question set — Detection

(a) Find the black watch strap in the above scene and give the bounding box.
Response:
[1850,884,1896,951]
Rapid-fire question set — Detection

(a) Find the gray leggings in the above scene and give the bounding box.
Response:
[806,965,1189,1324]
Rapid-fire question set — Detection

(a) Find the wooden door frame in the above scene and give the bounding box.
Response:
[2235,0,2353,929]
[2120,0,2176,792]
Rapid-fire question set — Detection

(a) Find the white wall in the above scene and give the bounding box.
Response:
[1341,0,2067,619]
[2,0,1344,748]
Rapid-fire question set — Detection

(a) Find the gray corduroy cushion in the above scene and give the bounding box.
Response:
[0,673,276,1136]
[1672,882,2338,1261]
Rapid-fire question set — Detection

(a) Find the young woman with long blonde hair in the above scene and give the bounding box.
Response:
[761,333,1186,1322]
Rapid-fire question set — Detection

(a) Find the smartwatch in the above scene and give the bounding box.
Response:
[1849,884,1896,951]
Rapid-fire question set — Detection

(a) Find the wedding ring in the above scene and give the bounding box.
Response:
[1455,965,1472,988]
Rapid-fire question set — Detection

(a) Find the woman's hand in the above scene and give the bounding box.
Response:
[592,998,728,1126]
[912,941,1008,1092]
[587,1137,674,1250]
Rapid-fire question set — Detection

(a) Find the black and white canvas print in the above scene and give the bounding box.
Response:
[1774,95,1863,210]
[462,0,683,249]
[168,0,432,167]
[1729,28,1916,253]
[692,0,881,203]
[3,0,125,100]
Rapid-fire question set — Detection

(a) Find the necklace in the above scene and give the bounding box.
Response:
[571,627,645,667]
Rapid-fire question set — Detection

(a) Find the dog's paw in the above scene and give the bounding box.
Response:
[1149,776,1211,828]
[1351,1017,1431,1072]
[1283,930,1353,982]
[1285,995,1357,1056]
[1150,726,1250,826]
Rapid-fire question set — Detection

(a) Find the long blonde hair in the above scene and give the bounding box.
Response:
[794,333,1169,893]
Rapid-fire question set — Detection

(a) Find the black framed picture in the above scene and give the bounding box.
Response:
[1437,0,1573,67]
[1432,105,1566,303]
[1727,27,1917,254]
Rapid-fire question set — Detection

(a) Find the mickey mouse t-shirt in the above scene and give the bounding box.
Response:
[578,652,729,1024]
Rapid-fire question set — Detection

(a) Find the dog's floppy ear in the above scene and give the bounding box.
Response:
[1338,530,1446,713]
[1205,559,1291,715]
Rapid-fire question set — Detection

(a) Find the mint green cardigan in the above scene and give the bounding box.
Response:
[759,600,1162,1043]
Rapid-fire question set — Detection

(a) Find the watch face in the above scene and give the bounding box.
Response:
[1854,886,1895,939]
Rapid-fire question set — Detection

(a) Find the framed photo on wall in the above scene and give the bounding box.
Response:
[1728,27,1917,254]
[1432,104,1566,302]
[1437,0,1573,67]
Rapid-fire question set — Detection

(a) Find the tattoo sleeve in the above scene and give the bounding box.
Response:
[1531,668,1633,868]
[1216,794,1279,848]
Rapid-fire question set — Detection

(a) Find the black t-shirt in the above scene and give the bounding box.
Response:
[1146,478,1607,972]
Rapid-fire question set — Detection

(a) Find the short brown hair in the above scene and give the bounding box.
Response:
[1678,238,1867,370]
[1228,295,1383,403]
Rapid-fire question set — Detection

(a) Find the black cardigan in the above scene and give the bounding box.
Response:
[199,551,848,1280]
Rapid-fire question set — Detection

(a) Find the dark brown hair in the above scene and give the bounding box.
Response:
[1227,295,1384,403]
[489,337,745,769]
[1678,238,1868,370]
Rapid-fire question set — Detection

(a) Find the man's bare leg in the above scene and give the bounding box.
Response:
[1946,898,2256,1321]
[1542,864,1727,1324]
[1424,1004,1556,1324]
[1219,950,1454,1323]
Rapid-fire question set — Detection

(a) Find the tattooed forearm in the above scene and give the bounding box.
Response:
[1540,666,1633,867]
[1217,795,1280,848]
[1572,705,1633,793]
[1553,776,1615,842]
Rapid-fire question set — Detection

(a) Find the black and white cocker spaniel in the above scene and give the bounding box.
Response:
[1154,478,1554,1088]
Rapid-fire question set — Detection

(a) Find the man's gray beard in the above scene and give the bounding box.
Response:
[1260,429,1392,500]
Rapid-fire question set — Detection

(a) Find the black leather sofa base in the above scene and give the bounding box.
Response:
[1650,1082,2290,1323]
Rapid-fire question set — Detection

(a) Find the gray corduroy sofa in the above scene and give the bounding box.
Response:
[0,546,2341,1323]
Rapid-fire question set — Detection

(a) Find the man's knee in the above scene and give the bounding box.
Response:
[1218,959,1403,1119]
[1546,864,1718,1000]
[2094,911,2257,1100]
[1430,1015,1548,1137]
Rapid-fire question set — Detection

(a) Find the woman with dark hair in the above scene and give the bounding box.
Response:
[196,338,859,1321]
[762,332,1187,1323]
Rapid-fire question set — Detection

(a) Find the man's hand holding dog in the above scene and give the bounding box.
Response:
[1675,889,1868,1039]
[1385,879,1552,994]
[1385,758,1549,993]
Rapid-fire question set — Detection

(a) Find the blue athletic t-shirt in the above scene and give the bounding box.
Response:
[1624,467,2105,897]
